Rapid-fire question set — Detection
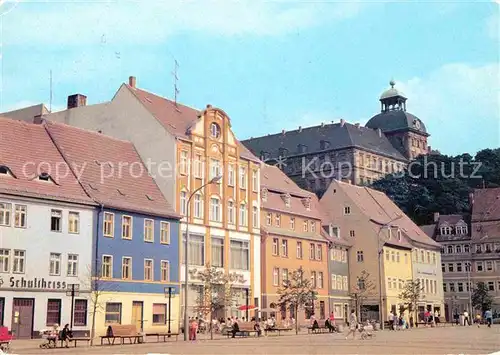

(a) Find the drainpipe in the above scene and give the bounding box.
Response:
[90,204,103,345]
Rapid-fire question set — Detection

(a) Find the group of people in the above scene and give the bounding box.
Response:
[40,323,72,348]
[453,309,494,327]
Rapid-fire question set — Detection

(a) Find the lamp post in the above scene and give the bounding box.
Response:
[245,288,250,321]
[374,215,403,330]
[183,175,222,341]
[465,262,473,317]
[66,284,80,330]
[164,287,173,336]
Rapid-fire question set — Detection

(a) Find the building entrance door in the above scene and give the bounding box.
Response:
[11,298,34,339]
[131,301,144,331]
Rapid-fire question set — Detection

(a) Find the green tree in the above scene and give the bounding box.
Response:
[190,264,245,339]
[277,266,317,334]
[472,282,494,314]
[399,279,424,327]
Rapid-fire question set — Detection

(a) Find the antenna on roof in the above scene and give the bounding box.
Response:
[172,59,180,109]
[49,69,53,112]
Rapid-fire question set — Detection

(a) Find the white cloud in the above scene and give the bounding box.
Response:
[3,0,370,46]
[395,63,500,155]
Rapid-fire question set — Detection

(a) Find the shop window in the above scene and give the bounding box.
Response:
[46,299,61,326]
[105,302,122,324]
[152,304,167,325]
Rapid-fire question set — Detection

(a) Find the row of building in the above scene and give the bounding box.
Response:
[0,76,495,338]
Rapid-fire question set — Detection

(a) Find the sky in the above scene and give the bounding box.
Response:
[0,0,498,156]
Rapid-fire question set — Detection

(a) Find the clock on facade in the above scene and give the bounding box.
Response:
[413,119,421,130]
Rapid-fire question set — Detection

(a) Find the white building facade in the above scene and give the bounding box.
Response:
[0,196,94,338]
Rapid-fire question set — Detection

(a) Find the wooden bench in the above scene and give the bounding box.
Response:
[264,327,293,336]
[307,324,329,334]
[100,324,143,345]
[226,322,259,338]
[145,332,180,342]
[59,336,91,348]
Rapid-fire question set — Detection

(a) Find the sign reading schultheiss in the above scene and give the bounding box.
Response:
[0,275,67,290]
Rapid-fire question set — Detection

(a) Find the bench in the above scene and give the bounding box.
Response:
[145,332,180,342]
[59,336,91,348]
[307,323,329,334]
[264,327,293,336]
[226,322,259,338]
[100,324,143,345]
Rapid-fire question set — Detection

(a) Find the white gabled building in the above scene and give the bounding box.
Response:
[0,118,96,338]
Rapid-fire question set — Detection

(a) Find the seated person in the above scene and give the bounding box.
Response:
[231,320,240,338]
[253,320,262,336]
[312,319,319,330]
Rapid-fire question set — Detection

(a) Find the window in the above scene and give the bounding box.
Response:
[211,237,224,267]
[252,206,258,228]
[74,300,87,326]
[330,225,340,238]
[122,257,132,280]
[266,213,272,226]
[180,150,189,175]
[391,251,395,262]
[396,252,400,263]
[230,240,249,270]
[194,153,203,178]
[161,261,170,282]
[458,282,463,292]
[180,191,187,215]
[67,254,78,277]
[228,164,235,186]
[318,272,324,289]
[475,244,482,253]
[144,259,153,281]
[46,299,61,326]
[49,253,61,276]
[281,239,288,257]
[160,222,170,244]
[344,206,351,215]
[0,203,11,226]
[290,217,295,230]
[485,260,493,271]
[252,170,258,192]
[426,251,430,263]
[275,214,281,227]
[14,205,27,228]
[210,197,221,222]
[210,159,221,180]
[488,281,495,291]
[309,243,315,260]
[303,220,308,232]
[102,255,113,278]
[105,303,122,324]
[432,253,436,265]
[331,274,337,290]
[239,203,247,226]
[153,304,167,325]
[343,276,348,290]
[464,244,470,253]
[68,212,80,234]
[476,261,484,272]
[349,230,355,237]
[316,244,322,261]
[296,241,303,259]
[210,122,221,138]
[282,268,289,285]
[193,193,203,219]
[311,271,317,288]
[310,221,316,233]
[272,238,278,256]
[357,251,364,262]
[447,245,453,254]
[228,201,235,225]
[448,263,454,272]
[0,249,9,273]
[239,167,247,189]
[273,267,279,286]
[449,283,455,292]
[144,219,154,242]
[443,283,447,292]
[456,245,462,253]
[13,250,25,273]
[358,278,366,290]
[336,275,342,290]
[122,216,132,239]
[456,263,462,272]
[182,234,204,266]
[50,209,62,232]
[103,212,114,237]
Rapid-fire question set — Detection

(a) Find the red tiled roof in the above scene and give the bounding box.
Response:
[472,187,500,222]
[0,118,94,205]
[44,120,179,219]
[261,164,311,197]
[126,85,259,162]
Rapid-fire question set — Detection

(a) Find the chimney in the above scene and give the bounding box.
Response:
[282,129,286,135]
[298,126,302,132]
[355,123,360,129]
[340,119,345,127]
[321,122,325,128]
[67,94,87,109]
[377,128,382,137]
[433,212,440,223]
[206,104,212,109]
[129,76,136,88]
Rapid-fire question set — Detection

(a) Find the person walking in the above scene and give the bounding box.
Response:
[463,310,470,326]
[484,309,493,328]
[345,310,358,340]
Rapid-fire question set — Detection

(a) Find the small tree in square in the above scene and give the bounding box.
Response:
[399,279,424,327]
[472,282,493,314]
[277,266,317,335]
[190,264,245,339]
[349,270,376,321]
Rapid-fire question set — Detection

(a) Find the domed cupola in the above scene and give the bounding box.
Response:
[380,80,407,112]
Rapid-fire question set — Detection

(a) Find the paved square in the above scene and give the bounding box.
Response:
[9,326,500,354]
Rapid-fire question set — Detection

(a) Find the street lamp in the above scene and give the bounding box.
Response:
[183,175,222,341]
[164,287,173,336]
[373,215,403,330]
[465,262,473,317]
[65,284,80,330]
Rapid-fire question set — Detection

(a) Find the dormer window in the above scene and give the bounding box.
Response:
[281,193,291,207]
[261,188,268,202]
[397,229,402,241]
[260,151,270,161]
[37,173,56,184]
[440,226,451,235]
[329,225,340,238]
[297,144,307,154]
[456,224,468,235]
[0,166,13,178]
[301,197,311,211]
[320,140,330,150]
